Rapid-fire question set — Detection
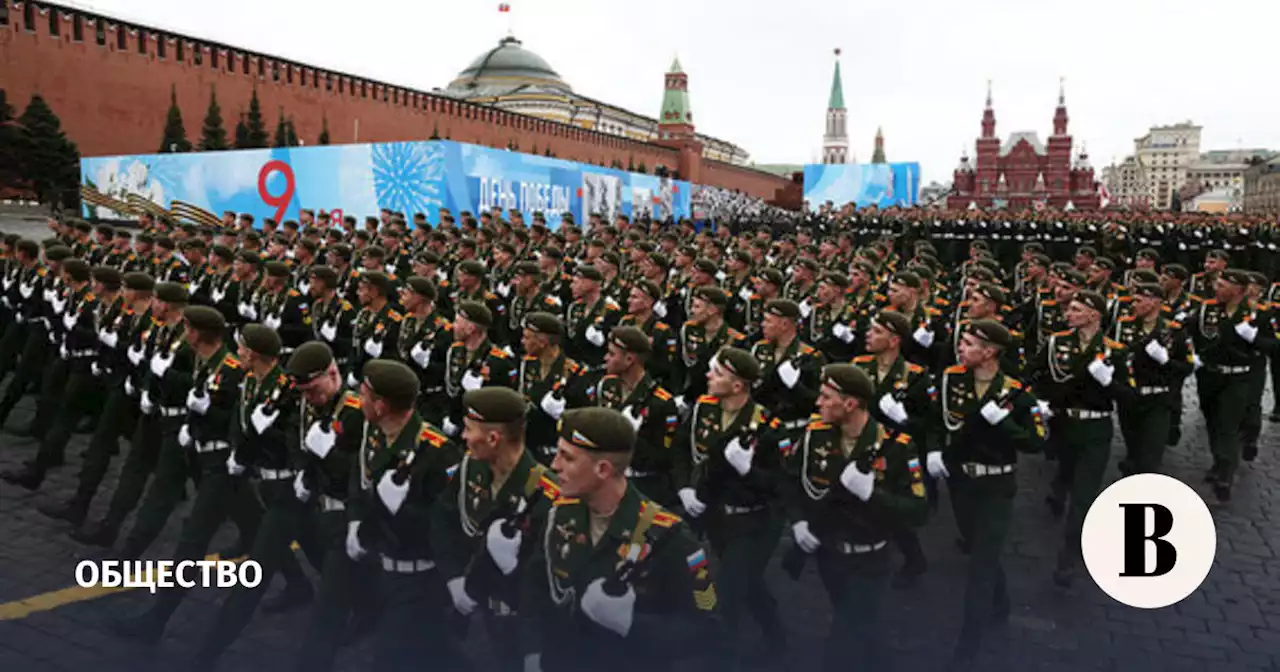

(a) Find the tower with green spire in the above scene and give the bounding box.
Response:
[659,56,694,141]
[822,49,848,164]
[871,126,886,163]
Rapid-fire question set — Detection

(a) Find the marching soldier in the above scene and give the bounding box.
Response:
[751,299,825,427]
[676,287,747,406]
[563,264,623,369]
[1239,271,1274,462]
[804,272,862,363]
[441,302,518,436]
[620,279,678,388]
[395,277,453,422]
[505,261,563,355]
[256,261,312,353]
[307,266,358,369]
[347,271,403,386]
[1189,249,1229,299]
[516,312,591,465]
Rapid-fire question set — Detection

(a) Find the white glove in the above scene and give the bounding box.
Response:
[447,576,478,616]
[139,389,154,414]
[124,378,136,396]
[980,400,1010,425]
[1144,340,1170,365]
[363,338,383,358]
[293,471,311,502]
[226,452,246,476]
[585,325,606,347]
[178,424,191,447]
[91,362,102,377]
[346,371,359,388]
[305,421,337,458]
[62,312,77,330]
[238,302,258,320]
[442,417,460,437]
[1086,358,1114,387]
[1178,242,1187,251]
[738,286,753,302]
[777,359,801,389]
[832,322,855,343]
[486,519,523,576]
[653,300,668,318]
[839,461,875,501]
[59,343,68,360]
[1235,321,1258,343]
[262,314,282,330]
[674,395,689,414]
[298,281,311,296]
[878,394,908,424]
[792,520,821,553]
[250,404,280,434]
[580,578,635,637]
[724,436,755,476]
[127,344,145,366]
[926,451,949,478]
[99,329,118,348]
[1193,354,1203,371]
[461,369,485,391]
[320,322,338,342]
[798,299,812,318]
[621,405,644,431]
[540,390,567,420]
[497,282,511,298]
[384,263,397,275]
[377,470,410,515]
[1037,400,1053,419]
[410,341,431,368]
[18,283,33,299]
[13,312,23,324]
[913,327,935,348]
[42,287,53,303]
[677,488,706,517]
[501,345,515,357]
[186,388,211,414]
[50,296,66,315]
[345,521,367,561]
[150,351,174,378]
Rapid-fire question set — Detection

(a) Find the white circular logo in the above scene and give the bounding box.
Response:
[1081,474,1216,609]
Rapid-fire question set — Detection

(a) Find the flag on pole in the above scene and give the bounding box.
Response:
[498,3,511,12]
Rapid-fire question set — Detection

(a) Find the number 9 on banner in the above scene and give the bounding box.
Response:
[258,160,296,223]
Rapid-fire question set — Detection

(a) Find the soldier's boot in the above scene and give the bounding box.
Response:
[38,496,89,526]
[70,519,120,548]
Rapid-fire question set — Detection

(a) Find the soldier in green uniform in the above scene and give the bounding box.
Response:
[1112,283,1196,475]
[432,387,562,672]
[519,312,592,464]
[563,264,623,369]
[506,261,563,354]
[804,272,862,362]
[925,321,1046,668]
[306,266,357,369]
[395,277,453,423]
[592,326,680,507]
[751,299,824,428]
[1027,290,1131,588]
[519,407,723,672]
[347,271,403,386]
[619,279,678,388]
[672,347,787,667]
[441,301,518,437]
[257,261,312,353]
[1238,271,1274,462]
[344,359,467,669]
[784,364,929,672]
[676,287,747,407]
[1190,269,1274,500]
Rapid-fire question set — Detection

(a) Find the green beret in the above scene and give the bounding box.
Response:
[154,282,189,305]
[362,359,420,408]
[693,286,728,309]
[599,251,621,267]
[1131,283,1163,299]
[183,305,224,333]
[873,310,913,341]
[1221,269,1251,286]
[908,264,936,282]
[973,282,1006,306]
[968,267,995,283]
[693,258,719,275]
[1206,249,1230,262]
[416,250,442,265]
[155,237,176,251]
[16,239,40,257]
[968,319,1011,349]
[822,272,850,289]
[123,272,155,291]
[759,268,785,287]
[1136,248,1161,262]
[892,272,922,291]
[574,265,603,282]
[1024,242,1045,253]
[796,258,820,273]
[211,245,234,261]
[45,246,73,262]
[62,259,91,282]
[513,261,541,277]
[1077,246,1097,258]
[1247,271,1268,286]
[363,245,387,261]
[971,240,990,251]
[765,299,800,320]
[287,341,335,382]
[730,250,752,265]
[609,326,651,356]
[1130,269,1160,284]
[262,261,290,278]
[1094,257,1116,271]
[238,323,283,358]
[457,260,486,277]
[1061,269,1087,287]
[183,239,208,252]
[328,244,353,261]
[821,364,875,403]
[852,260,877,278]
[633,279,662,301]
[456,301,493,328]
[1029,253,1051,267]
[463,387,527,424]
[714,346,759,382]
[135,233,155,245]
[74,220,92,233]
[405,276,437,300]
[309,265,339,286]
[558,407,636,454]
[523,311,563,338]
[91,266,123,290]
[237,251,263,267]
[1162,263,1189,281]
[359,271,393,295]
[1074,290,1108,315]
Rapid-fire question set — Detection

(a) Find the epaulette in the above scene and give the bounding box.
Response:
[800,343,816,354]
[1116,295,1132,302]
[853,354,874,363]
[925,306,942,317]
[485,291,499,301]
[538,475,561,500]
[1169,320,1183,329]
[650,509,681,528]
[1103,338,1125,350]
[288,289,301,297]
[1118,315,1136,323]
[728,328,745,340]
[697,394,719,404]
[490,346,511,359]
[340,300,354,311]
[1042,299,1057,306]
[653,387,672,401]
[523,355,537,362]
[768,417,781,429]
[341,391,362,409]
[605,300,621,311]
[36,267,47,276]
[1051,329,1072,337]
[906,362,923,374]
[85,292,96,301]
[387,310,403,322]
[944,364,966,374]
[752,406,768,425]
[418,424,449,448]
[684,320,697,327]
[654,321,670,331]
[552,496,580,506]
[1200,298,1218,305]
[934,297,951,306]
[222,354,241,369]
[1005,377,1024,390]
[807,417,832,430]
[895,433,912,444]
[1010,329,1023,338]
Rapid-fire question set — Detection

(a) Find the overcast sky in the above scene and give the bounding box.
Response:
[74,0,1280,185]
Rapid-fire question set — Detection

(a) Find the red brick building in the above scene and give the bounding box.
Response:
[0,1,794,203]
[948,82,1100,210]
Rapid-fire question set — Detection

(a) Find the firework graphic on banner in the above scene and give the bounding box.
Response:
[371,142,444,215]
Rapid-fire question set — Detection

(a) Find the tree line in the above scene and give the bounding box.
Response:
[0,89,80,212]
[160,84,330,153]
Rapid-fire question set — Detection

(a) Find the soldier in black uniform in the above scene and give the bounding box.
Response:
[676,287,747,407]
[441,302,518,437]
[751,299,824,428]
[347,271,403,387]
[394,276,453,423]
[563,264,622,370]
[517,312,591,465]
[306,266,357,369]
[257,261,312,354]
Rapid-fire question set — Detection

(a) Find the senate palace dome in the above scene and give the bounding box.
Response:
[446,36,573,97]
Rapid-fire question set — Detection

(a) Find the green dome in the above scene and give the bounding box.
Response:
[450,36,571,93]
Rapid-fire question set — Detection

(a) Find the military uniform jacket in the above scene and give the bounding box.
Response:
[508,291,565,344]
[186,346,243,448]
[55,286,101,369]
[97,305,149,379]
[154,256,190,285]
[852,353,936,451]
[229,364,295,472]
[350,413,461,561]
[751,338,824,425]
[295,390,366,503]
[949,317,1025,376]
[806,299,862,363]
[259,287,312,351]
[672,395,780,510]
[351,303,404,375]
[676,321,746,399]
[143,322,197,414]
[444,339,518,423]
[619,312,677,388]
[310,293,357,363]
[430,450,560,609]
[397,310,453,396]
[519,484,719,670]
[1189,299,1276,369]
[453,285,509,345]
[1028,329,1132,413]
[785,416,929,547]
[1110,315,1195,402]
[935,365,1045,475]
[520,353,591,461]
[593,374,679,479]
[565,296,623,368]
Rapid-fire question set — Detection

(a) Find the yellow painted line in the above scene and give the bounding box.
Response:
[0,542,298,622]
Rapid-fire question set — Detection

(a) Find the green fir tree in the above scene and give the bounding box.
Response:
[198,85,229,151]
[318,114,330,145]
[18,94,81,211]
[159,85,192,153]
[242,88,269,148]
[234,112,250,149]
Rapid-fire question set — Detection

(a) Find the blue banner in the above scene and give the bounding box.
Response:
[802,162,921,210]
[79,140,693,229]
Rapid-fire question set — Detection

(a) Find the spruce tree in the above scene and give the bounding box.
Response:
[18,94,80,211]
[318,114,330,145]
[198,85,229,151]
[636,161,646,174]
[159,85,192,153]
[243,89,269,148]
[285,116,299,147]
[234,112,250,149]
[0,89,24,191]
[429,122,440,141]
[273,109,289,148]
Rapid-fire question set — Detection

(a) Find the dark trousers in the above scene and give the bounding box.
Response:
[30,367,102,474]
[370,568,469,671]
[816,545,892,672]
[948,474,1013,658]
[119,426,197,557]
[0,328,50,429]
[99,413,167,531]
[71,386,137,509]
[1052,417,1112,573]
[708,510,784,667]
[1240,363,1267,459]
[1270,348,1280,414]
[294,508,375,672]
[1167,387,1184,447]
[1196,370,1249,482]
[0,321,31,382]
[1119,397,1174,474]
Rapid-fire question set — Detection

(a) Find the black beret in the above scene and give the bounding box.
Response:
[558,407,636,454]
[873,310,913,341]
[1061,269,1087,286]
[1162,263,1189,281]
[821,364,875,403]
[693,286,728,309]
[91,266,122,289]
[45,246,73,262]
[1074,290,1108,315]
[574,264,603,282]
[286,341,335,382]
[765,299,800,320]
[236,251,262,266]
[523,311,563,338]
[457,260,486,276]
[362,359,419,408]
[265,261,292,278]
[309,265,339,286]
[633,279,662,301]
[183,305,224,333]
[1131,283,1163,299]
[456,301,493,328]
[358,271,393,295]
[973,282,1006,306]
[404,276,437,300]
[609,326,651,355]
[238,323,283,358]
[968,319,1011,349]
[693,258,719,275]
[1221,269,1251,286]
[714,346,760,382]
[62,258,91,282]
[892,272,922,290]
[123,272,155,291]
[463,387,527,424]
